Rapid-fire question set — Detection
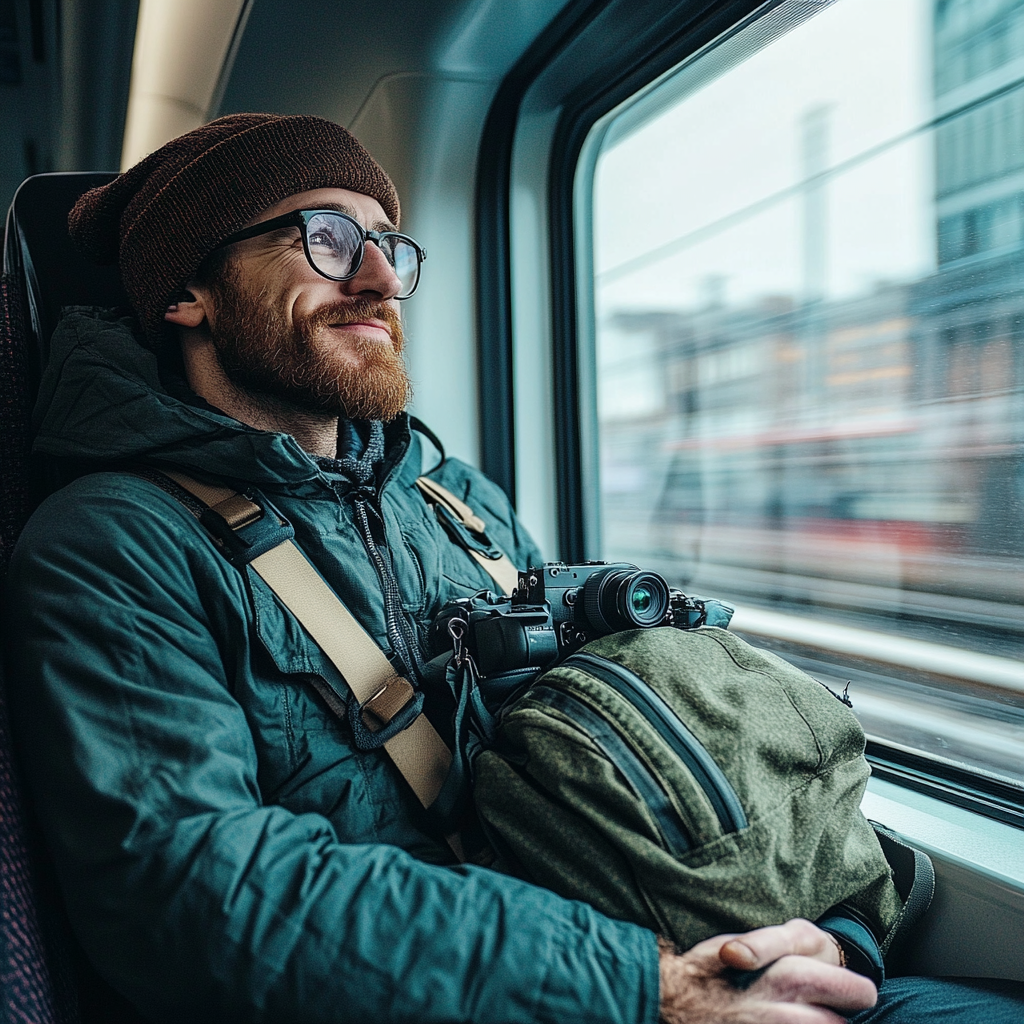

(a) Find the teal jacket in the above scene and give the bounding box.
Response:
[4,309,658,1023]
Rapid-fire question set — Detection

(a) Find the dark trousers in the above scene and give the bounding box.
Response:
[851,976,1024,1023]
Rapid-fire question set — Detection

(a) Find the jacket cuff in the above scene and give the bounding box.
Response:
[817,912,885,986]
[637,928,662,1024]
[535,913,661,1024]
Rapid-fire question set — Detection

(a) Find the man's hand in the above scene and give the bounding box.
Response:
[658,919,877,1023]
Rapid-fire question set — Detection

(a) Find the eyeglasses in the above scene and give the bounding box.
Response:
[212,208,427,299]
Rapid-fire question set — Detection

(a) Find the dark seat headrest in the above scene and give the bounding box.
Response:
[2,172,131,397]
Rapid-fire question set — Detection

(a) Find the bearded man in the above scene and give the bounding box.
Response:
[6,113,1018,1024]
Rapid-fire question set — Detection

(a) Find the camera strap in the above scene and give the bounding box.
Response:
[142,469,462,856]
[414,477,519,596]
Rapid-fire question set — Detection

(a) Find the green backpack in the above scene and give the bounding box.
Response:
[473,626,906,953]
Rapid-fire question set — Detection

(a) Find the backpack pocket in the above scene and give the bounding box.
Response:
[529,684,693,856]
[561,652,747,836]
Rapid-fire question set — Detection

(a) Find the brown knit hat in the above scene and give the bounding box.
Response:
[68,112,400,342]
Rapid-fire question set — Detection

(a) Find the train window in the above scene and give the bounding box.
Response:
[582,0,1024,789]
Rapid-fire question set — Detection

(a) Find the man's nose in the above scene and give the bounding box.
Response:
[343,240,402,300]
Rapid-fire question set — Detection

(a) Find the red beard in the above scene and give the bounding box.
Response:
[207,263,412,421]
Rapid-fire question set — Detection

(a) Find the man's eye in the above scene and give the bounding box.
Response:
[309,232,335,247]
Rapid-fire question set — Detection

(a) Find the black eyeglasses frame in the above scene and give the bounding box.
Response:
[211,208,427,298]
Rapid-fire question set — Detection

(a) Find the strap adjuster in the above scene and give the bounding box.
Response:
[199,487,295,565]
[349,675,424,750]
[432,502,504,560]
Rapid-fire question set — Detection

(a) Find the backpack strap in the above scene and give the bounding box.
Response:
[414,476,519,596]
[869,820,936,962]
[158,471,454,816]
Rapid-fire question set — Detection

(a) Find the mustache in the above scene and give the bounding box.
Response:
[301,299,403,340]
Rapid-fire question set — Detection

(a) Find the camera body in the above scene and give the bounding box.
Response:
[430,561,710,678]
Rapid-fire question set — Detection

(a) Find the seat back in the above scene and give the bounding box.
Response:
[4,173,126,401]
[0,171,126,1024]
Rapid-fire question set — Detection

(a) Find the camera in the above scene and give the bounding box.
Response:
[429,561,714,679]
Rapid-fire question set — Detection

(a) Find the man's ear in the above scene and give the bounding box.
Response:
[164,282,209,328]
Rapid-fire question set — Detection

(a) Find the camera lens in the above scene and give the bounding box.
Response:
[582,567,670,633]
[630,586,653,615]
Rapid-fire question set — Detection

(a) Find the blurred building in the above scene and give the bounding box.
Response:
[914,0,1024,553]
[934,0,1024,265]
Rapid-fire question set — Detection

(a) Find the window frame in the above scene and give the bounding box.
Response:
[475,0,777,525]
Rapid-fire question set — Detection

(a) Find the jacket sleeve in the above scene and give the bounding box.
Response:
[3,475,658,1024]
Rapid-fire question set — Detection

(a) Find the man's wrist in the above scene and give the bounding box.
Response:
[657,936,694,1024]
[657,938,675,1024]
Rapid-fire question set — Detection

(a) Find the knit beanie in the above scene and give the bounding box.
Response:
[68,113,401,342]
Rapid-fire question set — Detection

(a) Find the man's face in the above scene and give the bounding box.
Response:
[204,187,411,421]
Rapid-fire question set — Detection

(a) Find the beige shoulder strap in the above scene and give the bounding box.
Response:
[415,477,520,596]
[163,472,452,813]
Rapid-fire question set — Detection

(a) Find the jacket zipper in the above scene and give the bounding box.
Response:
[561,651,748,835]
[352,496,424,680]
[531,684,693,856]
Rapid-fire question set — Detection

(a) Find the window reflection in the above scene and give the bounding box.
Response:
[591,0,1024,784]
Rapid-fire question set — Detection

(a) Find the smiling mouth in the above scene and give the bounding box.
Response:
[326,319,393,341]
[329,319,389,331]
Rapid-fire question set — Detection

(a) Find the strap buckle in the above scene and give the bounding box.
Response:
[349,675,425,750]
[199,487,295,566]
[432,502,504,560]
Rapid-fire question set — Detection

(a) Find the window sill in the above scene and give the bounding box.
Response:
[863,776,1024,981]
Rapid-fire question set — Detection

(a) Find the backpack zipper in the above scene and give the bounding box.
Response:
[561,651,748,835]
[530,684,693,856]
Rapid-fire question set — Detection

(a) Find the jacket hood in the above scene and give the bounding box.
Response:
[32,307,408,488]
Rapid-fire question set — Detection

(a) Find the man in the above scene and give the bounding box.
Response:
[2,113,1017,1023]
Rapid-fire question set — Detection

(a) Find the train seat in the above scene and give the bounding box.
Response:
[0,171,128,1024]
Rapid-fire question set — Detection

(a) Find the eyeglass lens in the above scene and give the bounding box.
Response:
[305,212,420,297]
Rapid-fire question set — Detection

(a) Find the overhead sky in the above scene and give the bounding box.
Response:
[593,0,935,314]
